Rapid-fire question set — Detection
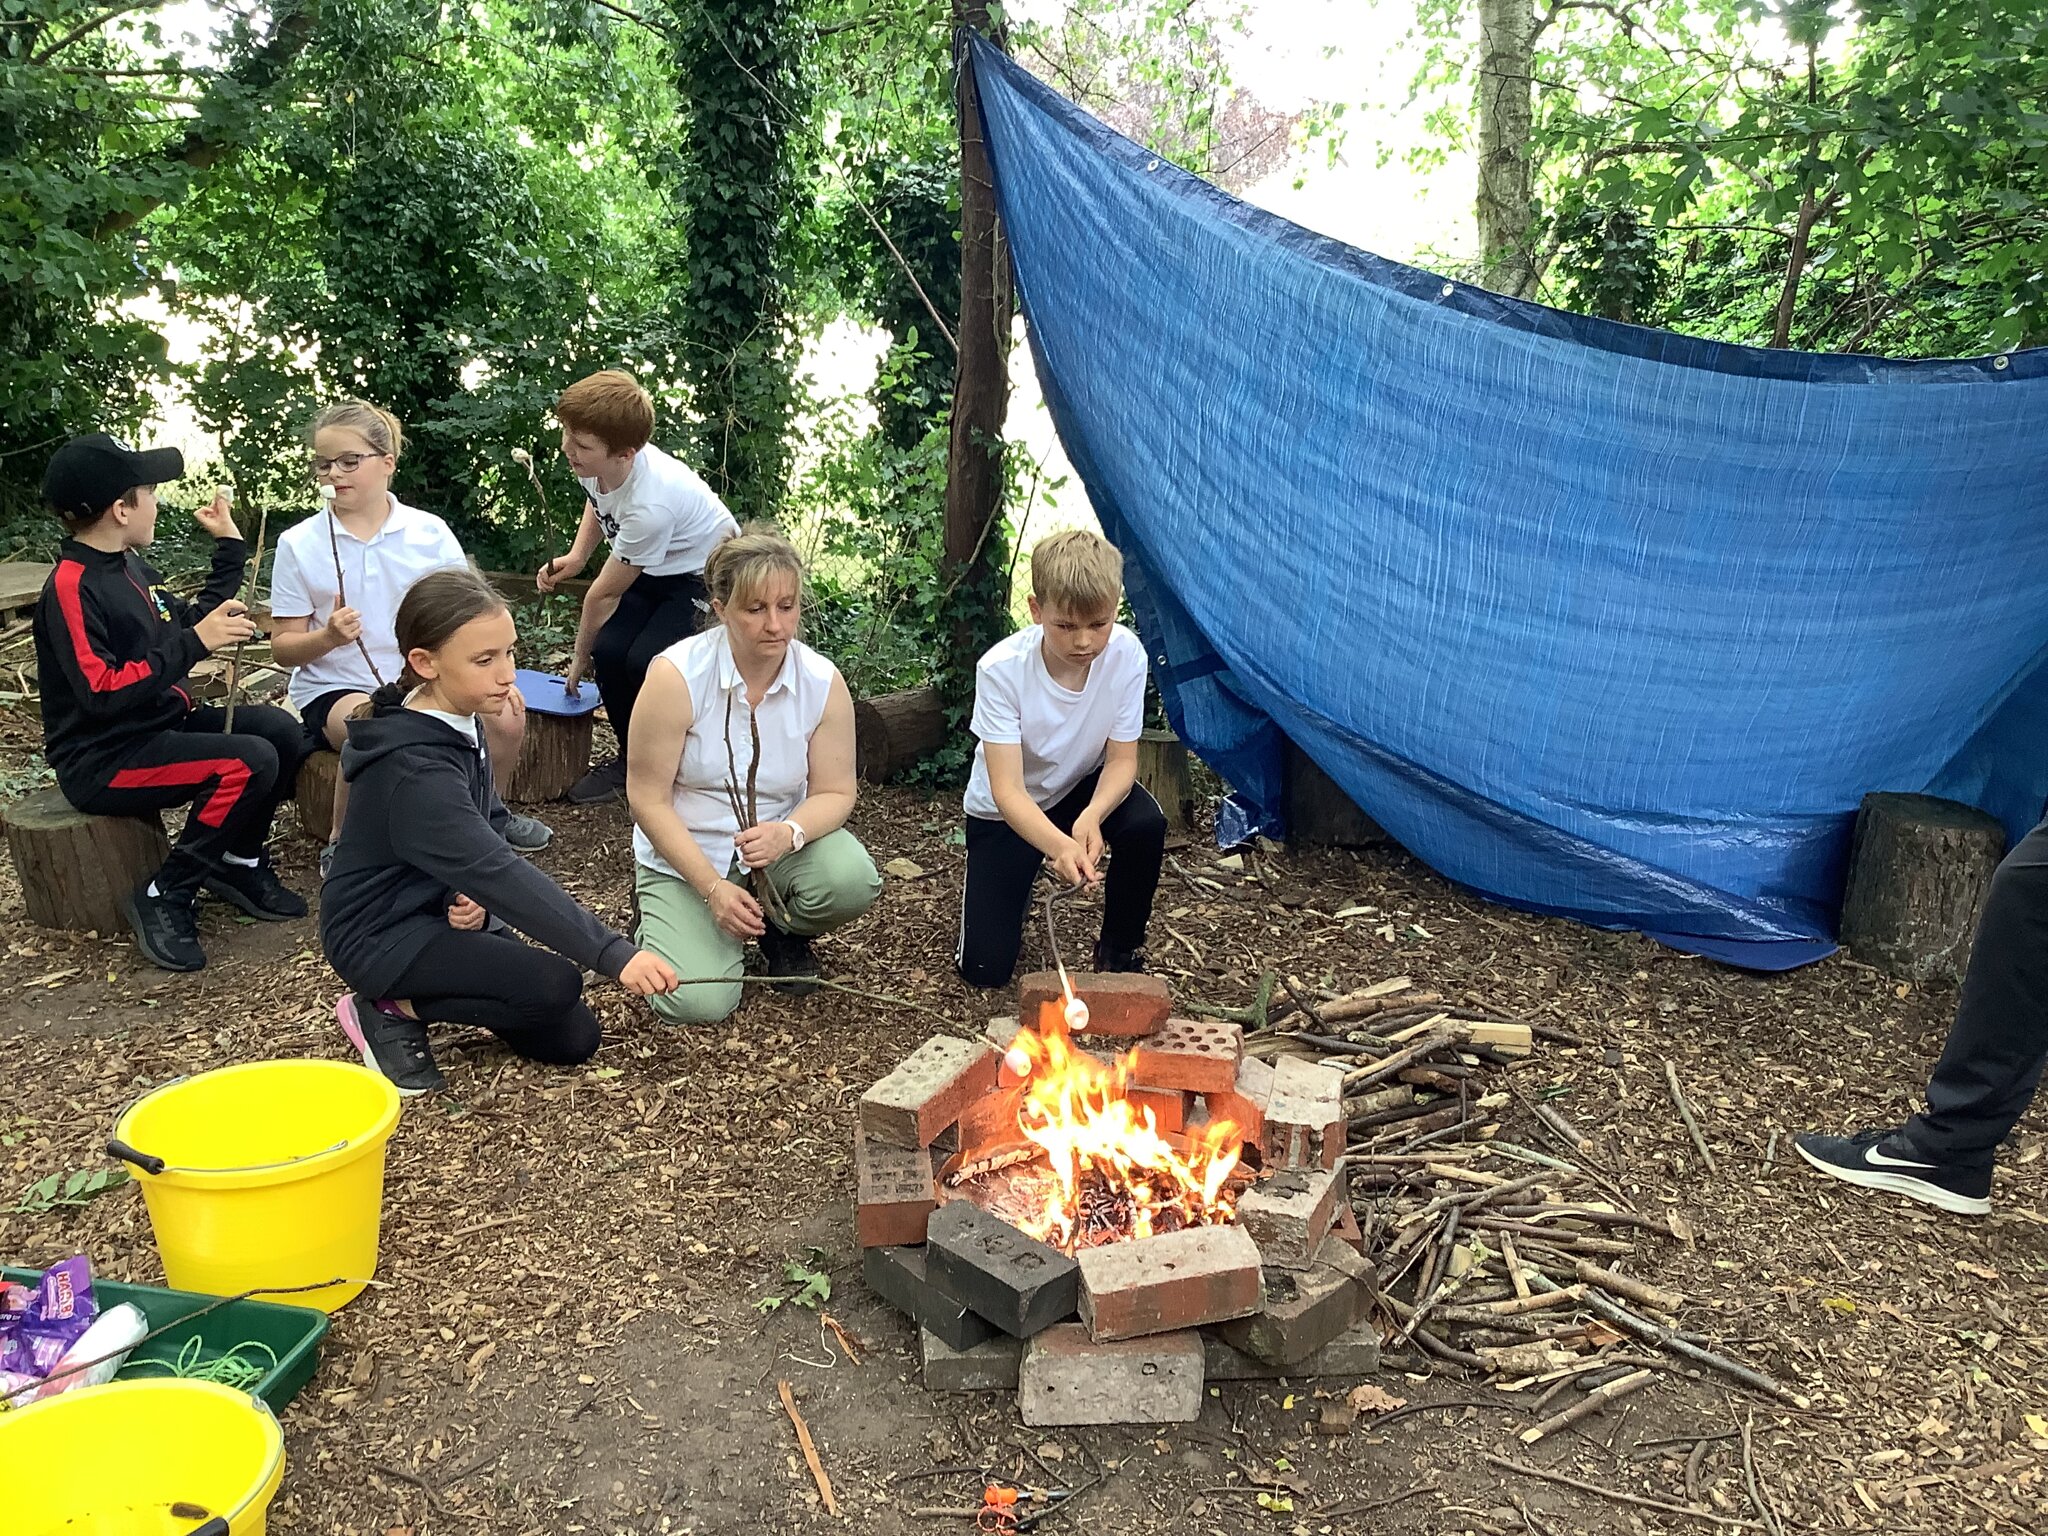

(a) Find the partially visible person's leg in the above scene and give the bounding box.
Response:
[757,829,882,992]
[764,830,883,936]
[1094,784,1166,968]
[1796,818,2048,1216]
[178,705,308,921]
[1905,822,2048,1163]
[956,814,1048,989]
[73,724,286,969]
[590,582,660,755]
[481,692,553,850]
[635,862,745,1023]
[387,927,603,1065]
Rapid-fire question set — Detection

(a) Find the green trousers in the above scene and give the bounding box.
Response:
[635,829,882,1024]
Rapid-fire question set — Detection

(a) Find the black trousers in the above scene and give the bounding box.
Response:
[386,927,601,1066]
[956,773,1167,989]
[70,705,304,897]
[1905,815,2048,1168]
[592,571,708,760]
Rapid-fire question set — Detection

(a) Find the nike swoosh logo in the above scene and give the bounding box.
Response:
[1866,1147,1936,1170]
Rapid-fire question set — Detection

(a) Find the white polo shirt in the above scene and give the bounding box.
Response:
[963,623,1148,820]
[268,495,468,709]
[632,627,840,878]
[582,444,738,578]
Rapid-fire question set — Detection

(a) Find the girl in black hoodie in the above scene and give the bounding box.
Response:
[322,568,678,1094]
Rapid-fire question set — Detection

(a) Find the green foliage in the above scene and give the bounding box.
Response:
[753,1247,832,1312]
[12,1165,129,1214]
[670,0,815,523]
[1412,0,2048,356]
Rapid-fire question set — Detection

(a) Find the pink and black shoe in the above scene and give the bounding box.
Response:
[336,993,445,1097]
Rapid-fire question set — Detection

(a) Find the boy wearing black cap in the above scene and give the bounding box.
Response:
[34,434,309,971]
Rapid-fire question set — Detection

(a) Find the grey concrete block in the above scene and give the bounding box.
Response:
[1019,1323,1204,1425]
[921,1327,1024,1392]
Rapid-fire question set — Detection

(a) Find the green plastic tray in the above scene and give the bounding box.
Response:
[3,1266,329,1410]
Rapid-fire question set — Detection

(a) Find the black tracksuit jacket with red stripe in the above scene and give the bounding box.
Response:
[34,536,246,797]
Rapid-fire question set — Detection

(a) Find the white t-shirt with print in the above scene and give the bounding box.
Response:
[582,444,738,578]
[963,623,1148,820]
[269,495,468,710]
[632,626,840,879]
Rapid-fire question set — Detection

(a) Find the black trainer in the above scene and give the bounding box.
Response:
[204,855,308,921]
[1092,941,1146,973]
[119,882,206,972]
[1794,1127,1991,1216]
[758,922,821,996]
[566,757,628,806]
[336,993,445,1097]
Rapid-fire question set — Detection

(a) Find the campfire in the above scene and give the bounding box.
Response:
[967,1002,1247,1251]
[858,972,1373,1427]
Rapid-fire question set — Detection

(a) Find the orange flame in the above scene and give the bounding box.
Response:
[999,1001,1244,1250]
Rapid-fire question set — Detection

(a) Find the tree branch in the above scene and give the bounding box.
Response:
[29,0,171,64]
[92,0,318,239]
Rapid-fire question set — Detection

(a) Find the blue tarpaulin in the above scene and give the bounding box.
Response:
[967,35,2048,969]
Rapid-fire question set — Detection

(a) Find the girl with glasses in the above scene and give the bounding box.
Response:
[267,401,554,872]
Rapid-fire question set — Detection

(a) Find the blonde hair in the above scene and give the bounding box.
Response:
[1030,529,1123,615]
[705,526,804,612]
[556,369,655,454]
[310,399,403,460]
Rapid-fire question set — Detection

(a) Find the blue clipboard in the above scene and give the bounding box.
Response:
[516,669,603,718]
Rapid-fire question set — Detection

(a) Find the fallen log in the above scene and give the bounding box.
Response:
[853,687,946,781]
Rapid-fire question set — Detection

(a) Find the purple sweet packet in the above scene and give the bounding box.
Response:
[1,1256,96,1378]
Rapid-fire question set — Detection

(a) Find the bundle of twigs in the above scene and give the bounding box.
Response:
[722,693,792,928]
[1265,975,1811,1425]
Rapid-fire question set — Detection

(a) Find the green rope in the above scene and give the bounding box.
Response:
[128,1335,279,1391]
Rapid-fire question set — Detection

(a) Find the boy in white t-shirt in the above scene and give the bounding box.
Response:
[956,529,1167,988]
[270,401,552,872]
[535,370,738,804]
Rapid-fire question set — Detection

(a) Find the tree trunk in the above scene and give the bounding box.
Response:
[293,750,340,844]
[943,7,1015,705]
[1286,739,1387,849]
[2,789,168,934]
[1137,728,1193,830]
[506,713,597,803]
[1476,0,1540,298]
[855,688,947,781]
[1839,793,2005,983]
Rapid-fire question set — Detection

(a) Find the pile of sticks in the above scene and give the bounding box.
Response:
[1261,977,1811,1426]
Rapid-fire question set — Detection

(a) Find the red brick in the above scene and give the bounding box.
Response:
[1328,1200,1365,1255]
[954,1080,1027,1161]
[1198,1055,1273,1147]
[1262,1056,1344,1170]
[1125,1084,1190,1135]
[1131,1018,1242,1096]
[1076,1224,1262,1341]
[860,1035,999,1149]
[855,1136,936,1248]
[1017,971,1171,1037]
[1236,1167,1342,1270]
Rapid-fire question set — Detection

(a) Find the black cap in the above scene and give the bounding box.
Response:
[42,433,185,523]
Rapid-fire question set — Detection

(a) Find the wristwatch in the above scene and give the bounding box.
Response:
[784,819,807,853]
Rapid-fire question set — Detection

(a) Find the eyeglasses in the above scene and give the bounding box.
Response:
[312,452,382,478]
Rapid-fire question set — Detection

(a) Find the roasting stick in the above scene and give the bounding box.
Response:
[1041,883,1091,1033]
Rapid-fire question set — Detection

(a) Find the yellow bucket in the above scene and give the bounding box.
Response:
[0,1378,284,1534]
[111,1059,402,1313]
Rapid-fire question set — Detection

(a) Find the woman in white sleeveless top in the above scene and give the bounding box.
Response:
[626,529,881,1022]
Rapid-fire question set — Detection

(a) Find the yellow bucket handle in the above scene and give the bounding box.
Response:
[178,1392,285,1533]
[106,1136,351,1178]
